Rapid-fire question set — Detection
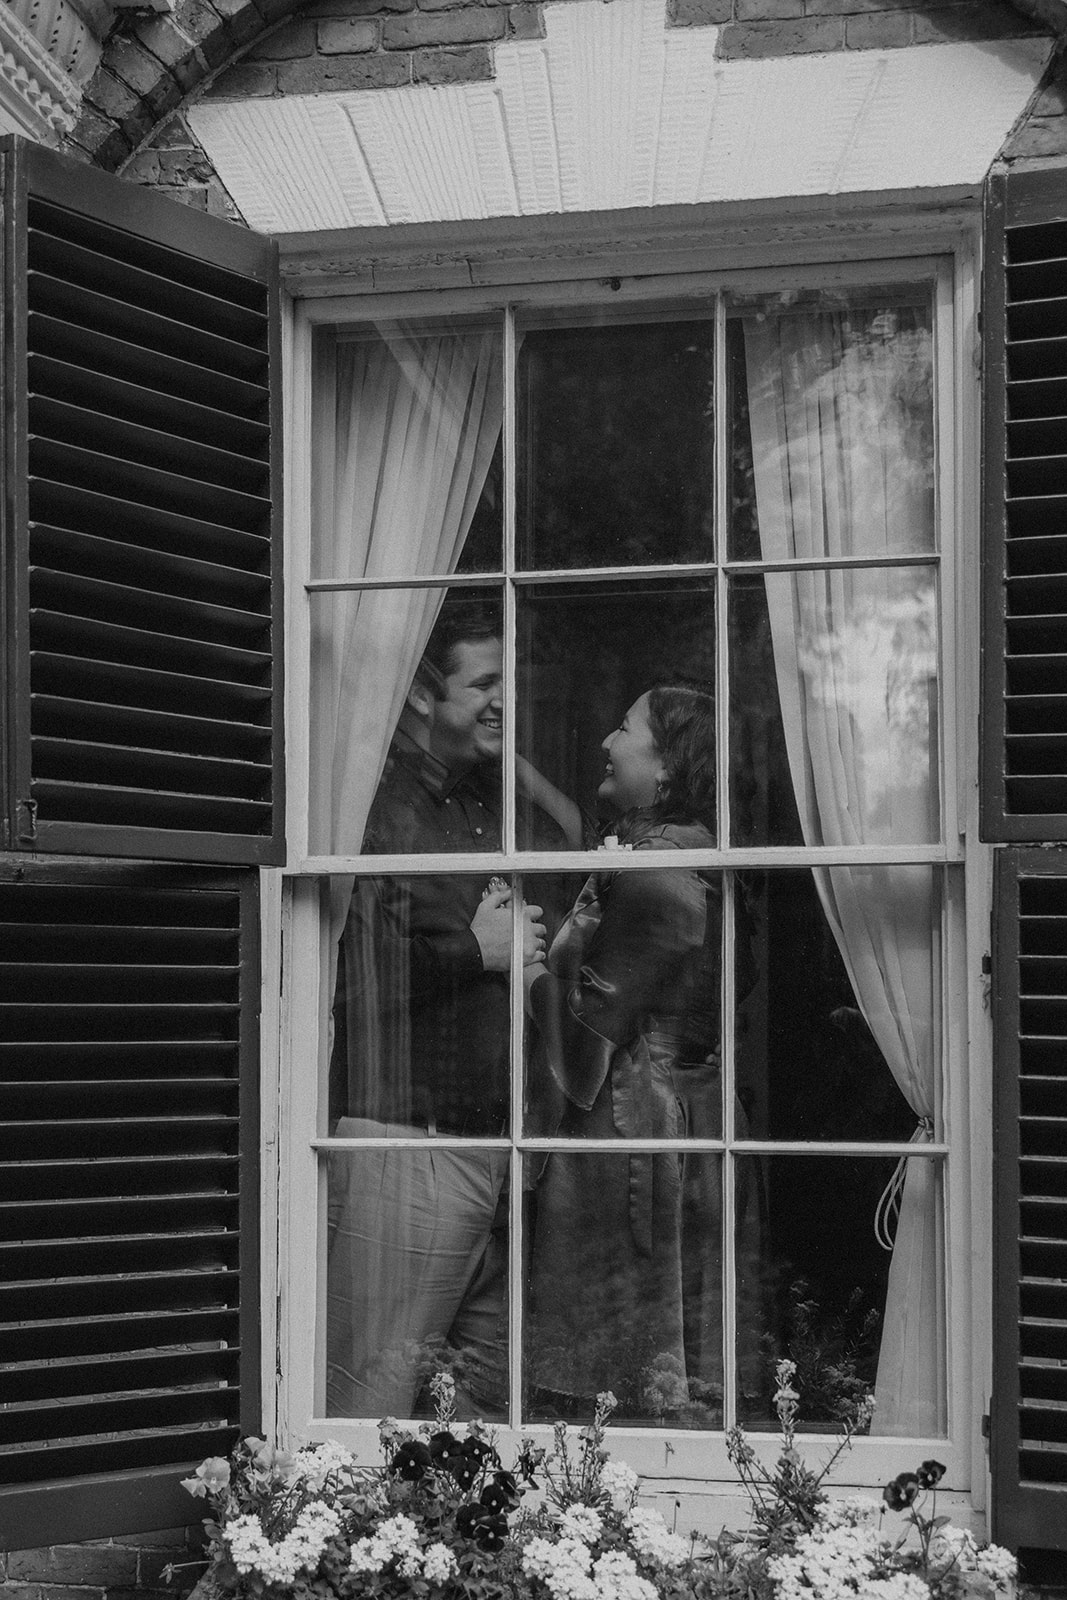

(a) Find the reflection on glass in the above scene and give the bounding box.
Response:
[325,1148,509,1421]
[524,1154,723,1427]
[735,870,938,1142]
[328,873,513,1138]
[311,321,503,581]
[730,568,940,847]
[517,581,716,848]
[516,318,715,570]
[523,870,722,1140]
[736,1155,945,1438]
[726,294,935,564]
[308,586,506,856]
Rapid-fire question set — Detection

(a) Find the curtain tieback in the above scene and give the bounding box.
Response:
[874,1118,933,1251]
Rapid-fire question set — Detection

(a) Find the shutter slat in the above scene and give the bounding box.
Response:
[32,736,271,802]
[32,652,271,720]
[28,270,268,382]
[29,779,272,834]
[29,226,267,344]
[0,1425,242,1488]
[28,353,270,456]
[29,569,268,643]
[28,311,268,418]
[30,437,270,532]
[1,1347,242,1406]
[0,1267,241,1323]
[0,1387,241,1449]
[32,525,270,607]
[0,1308,238,1364]
[1,1190,239,1236]
[0,1044,236,1080]
[7,1155,239,1199]
[30,396,269,496]
[30,610,270,682]
[31,478,269,570]
[0,964,242,1002]
[0,1231,240,1280]
[31,695,272,763]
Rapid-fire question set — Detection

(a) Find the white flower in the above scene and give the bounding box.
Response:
[292,1439,359,1493]
[225,1505,340,1585]
[599,1459,640,1512]
[522,1535,597,1600]
[624,1506,689,1569]
[768,1522,885,1600]
[559,1504,604,1543]
[423,1542,458,1583]
[816,1495,880,1530]
[592,1549,658,1600]
[864,1577,929,1600]
[976,1544,1017,1585]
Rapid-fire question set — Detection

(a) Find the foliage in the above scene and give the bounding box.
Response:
[170,1366,1016,1600]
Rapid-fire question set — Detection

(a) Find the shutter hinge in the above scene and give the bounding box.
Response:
[981,953,992,976]
[16,797,37,843]
[982,1408,991,1449]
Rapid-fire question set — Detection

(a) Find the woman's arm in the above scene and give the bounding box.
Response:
[515,754,585,850]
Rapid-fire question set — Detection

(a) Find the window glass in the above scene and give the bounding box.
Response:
[516,316,715,570]
[518,581,716,849]
[310,321,503,582]
[305,278,951,1448]
[325,1147,510,1422]
[523,1153,724,1428]
[735,869,940,1143]
[736,1154,945,1438]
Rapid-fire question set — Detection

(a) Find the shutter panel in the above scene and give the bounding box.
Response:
[991,849,1067,1554]
[1,136,284,866]
[982,165,1067,841]
[0,859,260,1548]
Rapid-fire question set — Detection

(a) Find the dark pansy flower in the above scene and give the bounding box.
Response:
[473,1514,508,1552]
[883,1472,920,1511]
[480,1471,520,1514]
[451,1460,478,1491]
[462,1437,492,1466]
[390,1441,432,1480]
[916,1460,946,1490]
[428,1431,461,1466]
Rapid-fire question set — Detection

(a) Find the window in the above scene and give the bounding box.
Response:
[279,252,977,1491]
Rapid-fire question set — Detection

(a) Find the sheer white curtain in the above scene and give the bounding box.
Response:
[310,325,503,859]
[743,308,944,1436]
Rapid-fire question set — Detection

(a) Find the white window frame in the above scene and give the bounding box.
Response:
[263,207,993,1529]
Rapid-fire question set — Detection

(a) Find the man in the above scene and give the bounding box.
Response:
[325,600,556,1420]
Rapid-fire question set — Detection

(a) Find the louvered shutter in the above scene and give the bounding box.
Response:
[982,165,1067,841]
[0,859,260,1547]
[1,136,284,865]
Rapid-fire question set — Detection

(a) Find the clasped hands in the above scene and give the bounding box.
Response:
[471,884,546,972]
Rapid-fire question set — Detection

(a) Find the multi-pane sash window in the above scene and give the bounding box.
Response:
[289,265,961,1464]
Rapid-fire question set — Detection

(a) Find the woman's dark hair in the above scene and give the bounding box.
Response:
[617,678,716,836]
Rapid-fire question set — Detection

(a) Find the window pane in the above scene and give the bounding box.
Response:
[311,321,503,581]
[523,869,722,1138]
[308,586,507,855]
[726,291,935,563]
[736,1154,945,1438]
[524,1152,723,1427]
[735,869,939,1142]
[516,317,715,570]
[729,567,940,847]
[518,580,716,848]
[324,1147,510,1421]
[328,873,515,1137]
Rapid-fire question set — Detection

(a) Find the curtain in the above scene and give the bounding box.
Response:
[310,324,504,858]
[743,308,945,1436]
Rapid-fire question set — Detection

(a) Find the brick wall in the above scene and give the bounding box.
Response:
[0,1527,205,1600]
[62,0,1048,178]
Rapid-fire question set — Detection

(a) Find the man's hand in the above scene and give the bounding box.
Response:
[471,890,546,972]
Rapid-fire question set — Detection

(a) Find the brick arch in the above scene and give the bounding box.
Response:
[60,0,304,170]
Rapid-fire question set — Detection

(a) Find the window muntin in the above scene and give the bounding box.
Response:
[295,267,960,1463]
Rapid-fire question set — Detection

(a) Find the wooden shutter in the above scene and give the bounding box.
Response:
[0,858,260,1548]
[1,137,284,865]
[982,165,1067,841]
[991,850,1067,1555]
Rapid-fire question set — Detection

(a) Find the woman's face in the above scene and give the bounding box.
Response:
[598,692,666,813]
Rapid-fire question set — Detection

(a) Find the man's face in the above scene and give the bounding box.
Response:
[428,637,503,772]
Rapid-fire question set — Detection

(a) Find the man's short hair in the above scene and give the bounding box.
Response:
[418,598,503,698]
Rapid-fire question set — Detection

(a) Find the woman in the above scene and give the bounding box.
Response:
[523,681,728,1423]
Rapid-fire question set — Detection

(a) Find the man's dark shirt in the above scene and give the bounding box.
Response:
[329,732,564,1136]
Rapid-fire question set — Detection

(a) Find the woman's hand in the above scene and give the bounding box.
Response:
[471,890,546,972]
